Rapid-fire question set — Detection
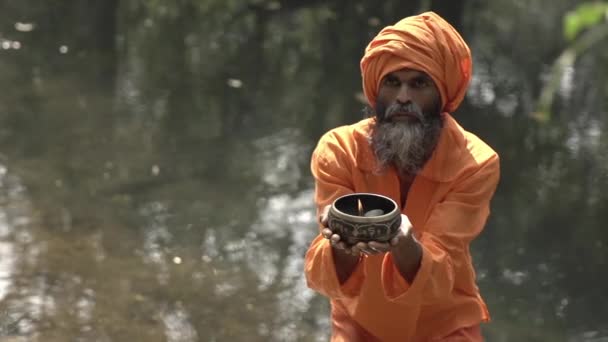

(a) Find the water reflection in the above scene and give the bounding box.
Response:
[0,165,16,302]
[0,1,607,341]
[252,189,326,341]
[0,242,14,301]
[253,128,307,190]
[162,303,198,342]
[0,164,46,337]
[140,201,172,285]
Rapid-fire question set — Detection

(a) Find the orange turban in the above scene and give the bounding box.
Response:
[360,11,472,113]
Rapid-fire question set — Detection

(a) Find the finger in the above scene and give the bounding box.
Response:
[400,214,413,234]
[338,242,357,255]
[355,242,367,251]
[357,247,370,255]
[400,214,412,226]
[332,239,349,250]
[390,225,408,246]
[349,244,362,255]
[390,235,400,246]
[368,241,391,253]
[356,242,377,255]
[319,205,332,227]
[364,247,380,255]
[330,243,346,253]
[330,234,341,244]
[329,234,348,249]
[321,228,333,239]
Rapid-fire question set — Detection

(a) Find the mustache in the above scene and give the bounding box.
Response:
[383,102,424,121]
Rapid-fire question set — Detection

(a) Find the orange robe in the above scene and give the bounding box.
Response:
[305,114,500,341]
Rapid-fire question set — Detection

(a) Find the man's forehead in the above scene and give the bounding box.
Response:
[384,68,431,79]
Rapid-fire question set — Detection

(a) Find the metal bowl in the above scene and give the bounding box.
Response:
[327,193,401,245]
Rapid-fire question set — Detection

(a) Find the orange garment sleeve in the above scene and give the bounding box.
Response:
[380,155,500,306]
[304,132,366,299]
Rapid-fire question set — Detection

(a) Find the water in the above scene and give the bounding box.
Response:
[0,1,607,341]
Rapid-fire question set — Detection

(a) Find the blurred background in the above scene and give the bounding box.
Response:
[0,0,607,341]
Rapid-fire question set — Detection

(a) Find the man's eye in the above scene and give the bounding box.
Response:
[384,77,400,86]
[412,78,429,88]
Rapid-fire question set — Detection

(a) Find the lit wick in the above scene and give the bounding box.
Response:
[358,198,384,217]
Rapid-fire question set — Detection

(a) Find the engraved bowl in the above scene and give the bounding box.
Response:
[327,193,401,245]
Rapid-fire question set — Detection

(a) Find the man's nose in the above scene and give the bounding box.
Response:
[395,85,411,104]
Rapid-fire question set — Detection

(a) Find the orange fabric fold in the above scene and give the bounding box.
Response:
[434,325,483,342]
[304,114,500,341]
[304,235,366,299]
[360,11,472,113]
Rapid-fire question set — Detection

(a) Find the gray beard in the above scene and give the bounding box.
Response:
[369,114,443,176]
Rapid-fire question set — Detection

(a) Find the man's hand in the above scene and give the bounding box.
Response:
[363,214,416,254]
[319,205,405,256]
[388,214,422,283]
[389,214,416,247]
[319,205,361,255]
[318,204,361,284]
[319,206,420,284]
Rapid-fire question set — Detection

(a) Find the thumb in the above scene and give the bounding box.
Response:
[400,214,413,232]
[319,205,331,227]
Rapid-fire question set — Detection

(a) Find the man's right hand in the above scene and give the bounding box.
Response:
[319,204,389,256]
[318,204,363,284]
[319,205,363,256]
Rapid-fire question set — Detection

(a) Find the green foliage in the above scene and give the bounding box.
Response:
[564,2,608,41]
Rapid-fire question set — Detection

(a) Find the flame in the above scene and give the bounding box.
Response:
[357,199,363,216]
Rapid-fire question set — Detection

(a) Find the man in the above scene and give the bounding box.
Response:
[304,12,500,341]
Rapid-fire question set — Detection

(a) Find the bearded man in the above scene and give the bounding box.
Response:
[304,12,500,341]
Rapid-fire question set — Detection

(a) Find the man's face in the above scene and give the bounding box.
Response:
[375,68,441,121]
[370,68,443,176]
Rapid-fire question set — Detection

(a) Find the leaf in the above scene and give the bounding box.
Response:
[564,2,608,41]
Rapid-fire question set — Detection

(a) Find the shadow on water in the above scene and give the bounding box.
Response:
[0,0,607,341]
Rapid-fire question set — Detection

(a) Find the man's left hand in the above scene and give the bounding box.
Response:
[364,214,416,255]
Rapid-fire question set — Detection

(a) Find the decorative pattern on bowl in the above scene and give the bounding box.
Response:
[327,193,401,245]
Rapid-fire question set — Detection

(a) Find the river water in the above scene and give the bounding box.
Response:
[0,1,607,341]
